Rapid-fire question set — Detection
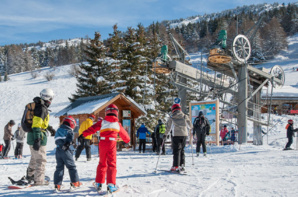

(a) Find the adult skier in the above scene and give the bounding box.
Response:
[284,119,298,150]
[2,120,15,158]
[14,123,26,159]
[81,104,130,193]
[26,88,54,185]
[192,111,210,157]
[75,115,95,161]
[155,119,166,155]
[136,123,150,153]
[54,116,81,192]
[220,125,229,144]
[163,104,192,172]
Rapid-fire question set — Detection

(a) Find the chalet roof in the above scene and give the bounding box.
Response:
[55,93,146,117]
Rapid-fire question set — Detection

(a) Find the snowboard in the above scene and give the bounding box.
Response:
[8,176,50,189]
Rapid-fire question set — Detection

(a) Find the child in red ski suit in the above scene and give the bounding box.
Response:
[82,104,130,192]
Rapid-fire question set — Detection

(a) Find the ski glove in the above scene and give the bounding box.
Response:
[47,125,56,136]
[62,142,70,151]
[33,138,41,151]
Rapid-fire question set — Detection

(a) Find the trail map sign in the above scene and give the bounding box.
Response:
[189,99,220,145]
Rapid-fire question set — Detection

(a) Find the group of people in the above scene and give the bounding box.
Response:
[2,121,26,159]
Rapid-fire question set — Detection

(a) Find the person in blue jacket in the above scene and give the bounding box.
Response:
[137,123,150,153]
[53,116,81,192]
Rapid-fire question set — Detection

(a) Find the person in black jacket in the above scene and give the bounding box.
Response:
[192,111,210,157]
[155,119,166,155]
[284,119,298,150]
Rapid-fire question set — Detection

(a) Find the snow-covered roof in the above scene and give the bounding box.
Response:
[55,93,147,117]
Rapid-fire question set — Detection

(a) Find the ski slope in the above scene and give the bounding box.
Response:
[0,35,298,196]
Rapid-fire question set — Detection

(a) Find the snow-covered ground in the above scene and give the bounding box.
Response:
[1,35,298,196]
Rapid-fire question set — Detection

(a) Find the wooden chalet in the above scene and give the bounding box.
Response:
[55,93,147,150]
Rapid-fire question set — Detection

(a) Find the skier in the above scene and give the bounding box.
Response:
[230,127,237,142]
[284,119,298,150]
[81,104,130,193]
[151,129,157,152]
[192,111,210,157]
[163,104,192,172]
[2,120,15,159]
[75,115,95,161]
[26,88,55,185]
[155,119,166,155]
[220,125,229,145]
[136,123,150,153]
[54,116,81,192]
[14,123,26,159]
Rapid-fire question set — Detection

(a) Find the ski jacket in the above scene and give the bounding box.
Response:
[55,124,74,147]
[220,128,229,140]
[78,118,94,140]
[193,116,210,135]
[165,110,192,137]
[3,123,13,140]
[154,123,166,139]
[286,124,298,138]
[137,125,150,140]
[27,97,50,146]
[82,115,130,144]
[14,127,26,143]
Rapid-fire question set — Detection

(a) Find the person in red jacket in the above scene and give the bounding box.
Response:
[82,104,130,194]
[220,125,229,144]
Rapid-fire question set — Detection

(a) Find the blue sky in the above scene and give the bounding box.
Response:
[0,0,297,45]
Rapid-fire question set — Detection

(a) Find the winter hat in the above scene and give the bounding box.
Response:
[199,111,203,117]
[288,119,293,124]
[171,104,181,112]
[9,120,15,125]
[89,115,95,120]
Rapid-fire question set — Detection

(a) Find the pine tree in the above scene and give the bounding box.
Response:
[70,32,112,101]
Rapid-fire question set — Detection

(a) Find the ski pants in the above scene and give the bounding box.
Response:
[14,142,24,157]
[285,136,293,149]
[75,139,91,159]
[172,136,187,167]
[54,147,79,185]
[152,138,157,152]
[196,132,207,153]
[27,145,47,184]
[157,137,165,154]
[3,139,11,157]
[139,139,146,153]
[96,140,117,185]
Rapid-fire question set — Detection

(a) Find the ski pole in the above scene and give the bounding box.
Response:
[190,137,194,166]
[154,138,165,173]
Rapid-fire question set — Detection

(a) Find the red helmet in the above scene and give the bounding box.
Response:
[171,104,181,112]
[63,116,76,130]
[288,119,293,124]
[105,104,119,117]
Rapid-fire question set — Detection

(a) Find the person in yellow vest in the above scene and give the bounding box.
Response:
[155,119,166,155]
[75,115,95,161]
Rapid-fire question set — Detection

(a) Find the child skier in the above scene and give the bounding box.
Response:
[284,119,298,150]
[81,104,130,193]
[54,116,81,192]
[14,123,26,159]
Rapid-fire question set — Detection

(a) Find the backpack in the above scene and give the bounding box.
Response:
[21,102,36,132]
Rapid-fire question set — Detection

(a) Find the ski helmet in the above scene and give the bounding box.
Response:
[63,116,76,130]
[105,104,119,117]
[171,104,181,112]
[288,119,293,124]
[40,88,54,102]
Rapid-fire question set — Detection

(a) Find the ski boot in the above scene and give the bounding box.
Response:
[204,152,207,157]
[54,184,61,192]
[170,166,179,172]
[70,181,82,190]
[180,164,186,172]
[196,152,199,157]
[94,182,102,193]
[107,183,118,193]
